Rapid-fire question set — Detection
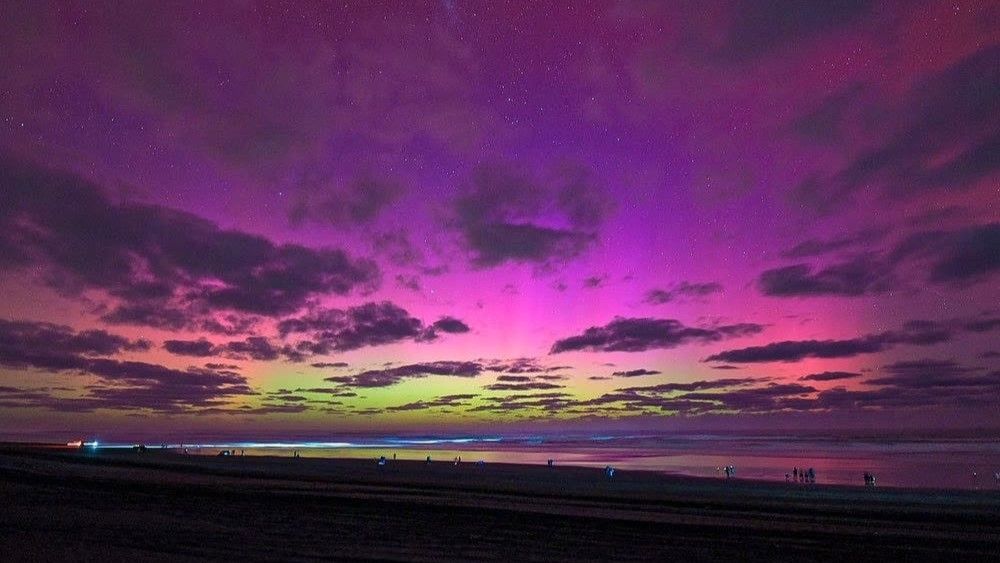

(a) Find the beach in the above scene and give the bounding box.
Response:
[1,445,998,561]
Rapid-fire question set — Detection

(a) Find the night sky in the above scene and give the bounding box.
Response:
[1,1,997,440]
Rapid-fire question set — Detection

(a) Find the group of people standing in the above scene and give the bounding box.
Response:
[787,466,815,483]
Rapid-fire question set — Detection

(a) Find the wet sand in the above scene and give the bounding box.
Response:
[1,445,998,561]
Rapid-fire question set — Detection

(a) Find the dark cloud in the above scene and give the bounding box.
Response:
[611,369,661,377]
[289,172,402,227]
[0,320,253,413]
[483,381,565,392]
[758,254,893,297]
[277,302,467,352]
[0,2,483,200]
[100,305,191,332]
[220,337,283,362]
[453,164,608,268]
[310,362,349,369]
[197,315,260,336]
[322,357,567,389]
[534,373,568,381]
[374,230,423,267]
[782,227,889,259]
[372,230,448,276]
[677,383,818,412]
[485,359,551,374]
[373,230,422,267]
[799,371,861,381]
[866,359,997,389]
[0,319,150,359]
[627,372,999,416]
[890,223,1000,286]
[549,378,814,416]
[805,383,1000,412]
[386,394,478,412]
[704,319,961,363]
[326,361,483,388]
[713,0,873,62]
[964,317,1000,333]
[790,83,873,146]
[0,155,379,325]
[765,223,999,298]
[461,222,593,269]
[163,339,216,357]
[488,362,997,418]
[550,317,764,353]
[395,274,422,291]
[293,387,357,397]
[264,392,309,402]
[496,375,532,383]
[204,363,241,370]
[468,392,573,413]
[793,46,1000,209]
[616,378,764,395]
[555,164,614,229]
[197,404,310,416]
[645,282,723,304]
[707,338,881,364]
[164,336,304,362]
[0,393,109,413]
[432,316,471,334]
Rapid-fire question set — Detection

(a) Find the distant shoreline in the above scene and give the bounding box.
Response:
[4,437,997,492]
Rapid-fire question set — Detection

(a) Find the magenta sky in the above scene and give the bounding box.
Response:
[1,1,997,440]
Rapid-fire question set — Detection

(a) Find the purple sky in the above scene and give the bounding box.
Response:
[0,1,997,440]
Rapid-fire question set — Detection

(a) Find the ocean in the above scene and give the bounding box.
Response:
[109,433,1000,490]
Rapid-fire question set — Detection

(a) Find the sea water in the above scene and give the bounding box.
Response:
[140,433,1000,490]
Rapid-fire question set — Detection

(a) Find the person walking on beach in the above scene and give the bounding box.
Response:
[864,472,877,487]
[793,467,798,481]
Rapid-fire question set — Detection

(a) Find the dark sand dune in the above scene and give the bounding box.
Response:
[1,446,998,561]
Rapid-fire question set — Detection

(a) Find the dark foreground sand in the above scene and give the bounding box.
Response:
[1,445,998,561]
